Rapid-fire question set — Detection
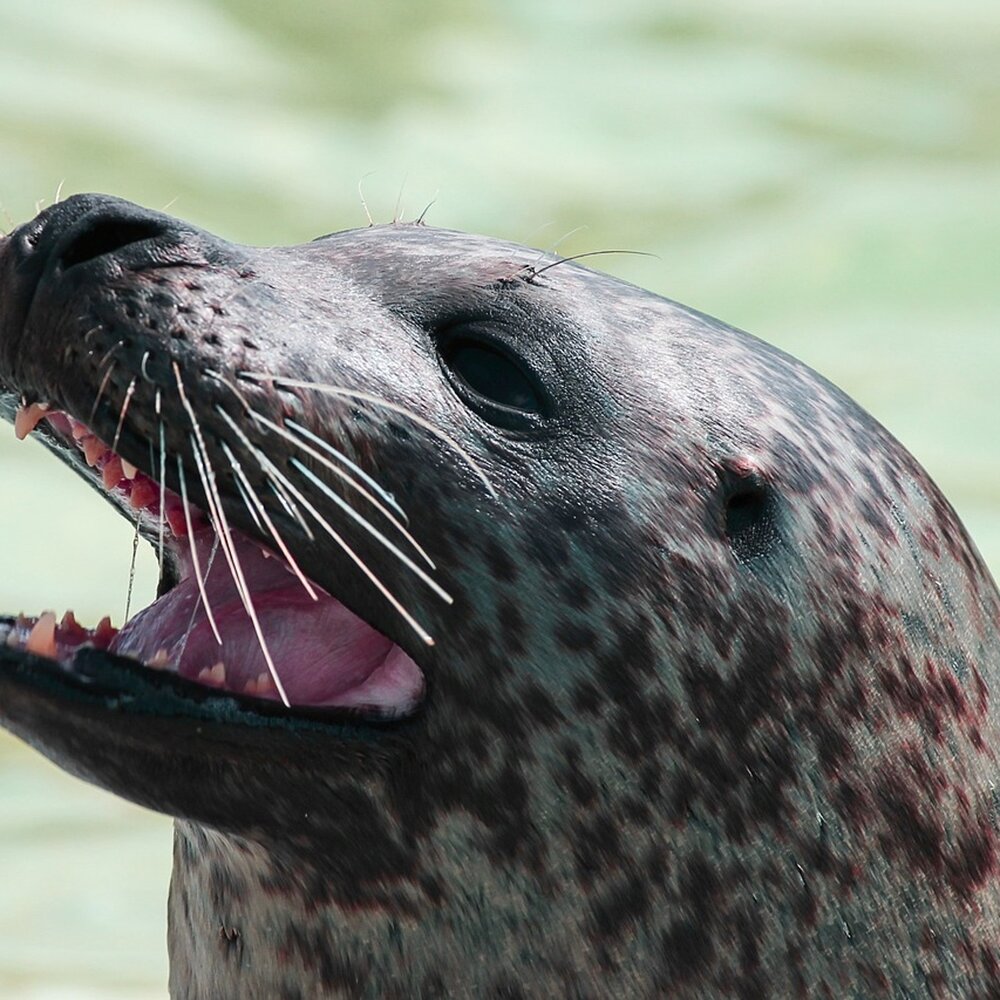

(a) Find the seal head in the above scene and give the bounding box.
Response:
[1,194,999,997]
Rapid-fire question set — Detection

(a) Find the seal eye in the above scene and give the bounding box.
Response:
[438,333,548,427]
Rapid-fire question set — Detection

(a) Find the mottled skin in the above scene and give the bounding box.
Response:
[0,195,999,998]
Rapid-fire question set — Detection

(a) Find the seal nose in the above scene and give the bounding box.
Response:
[0,194,175,379]
[56,213,168,271]
[35,194,169,274]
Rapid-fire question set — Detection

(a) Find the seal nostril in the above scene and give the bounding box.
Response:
[58,218,166,270]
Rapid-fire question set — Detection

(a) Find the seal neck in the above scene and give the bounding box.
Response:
[166,818,569,997]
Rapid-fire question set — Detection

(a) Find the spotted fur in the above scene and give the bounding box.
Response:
[0,195,998,998]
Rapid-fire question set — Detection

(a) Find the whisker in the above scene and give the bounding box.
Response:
[525,248,657,280]
[415,191,439,226]
[393,173,408,224]
[358,172,375,227]
[97,339,125,371]
[249,410,435,570]
[289,456,451,604]
[179,535,219,662]
[220,439,318,601]
[112,377,137,454]
[548,225,588,257]
[176,455,222,645]
[189,428,292,706]
[89,360,119,424]
[285,418,406,521]
[237,371,497,498]
[227,454,267,535]
[200,372,312,540]
[125,511,141,622]
[175,364,292,706]
[209,366,414,535]
[156,392,167,573]
[268,478,315,540]
[216,407,437,646]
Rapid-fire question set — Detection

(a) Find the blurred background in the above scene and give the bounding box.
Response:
[1,0,998,995]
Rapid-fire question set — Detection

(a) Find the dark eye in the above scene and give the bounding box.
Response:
[439,334,548,426]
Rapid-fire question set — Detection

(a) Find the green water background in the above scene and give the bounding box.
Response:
[0,1,998,995]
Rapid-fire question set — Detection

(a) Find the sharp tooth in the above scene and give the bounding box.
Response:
[59,610,79,630]
[14,402,51,440]
[102,456,124,489]
[71,422,91,440]
[197,661,227,687]
[26,612,58,658]
[83,437,106,467]
[148,649,171,670]
[129,478,159,509]
[93,616,118,646]
[165,505,189,537]
[121,459,139,480]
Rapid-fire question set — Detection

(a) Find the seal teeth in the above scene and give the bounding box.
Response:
[197,662,227,688]
[243,672,276,697]
[129,477,159,509]
[13,402,51,440]
[148,649,172,670]
[94,616,117,645]
[121,459,139,480]
[83,436,106,468]
[102,455,124,489]
[25,612,57,658]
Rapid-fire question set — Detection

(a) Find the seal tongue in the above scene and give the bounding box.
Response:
[109,526,424,713]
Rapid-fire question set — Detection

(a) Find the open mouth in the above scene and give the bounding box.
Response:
[3,401,426,721]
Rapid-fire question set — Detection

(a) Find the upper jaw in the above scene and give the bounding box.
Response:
[0,197,440,732]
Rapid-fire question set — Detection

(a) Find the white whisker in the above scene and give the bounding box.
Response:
[237,371,497,498]
[176,455,222,645]
[220,439,318,601]
[285,418,406,521]
[156,393,167,572]
[179,535,219,661]
[289,456,451,604]
[216,407,437,646]
[249,410,434,570]
[175,364,292,707]
[112,377,137,454]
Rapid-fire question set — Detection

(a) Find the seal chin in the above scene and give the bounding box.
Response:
[2,403,425,721]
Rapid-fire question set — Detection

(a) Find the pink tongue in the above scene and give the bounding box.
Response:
[109,529,424,713]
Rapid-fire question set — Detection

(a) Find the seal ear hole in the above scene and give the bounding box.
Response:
[723,479,780,562]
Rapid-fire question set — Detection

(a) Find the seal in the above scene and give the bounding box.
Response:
[0,193,998,998]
